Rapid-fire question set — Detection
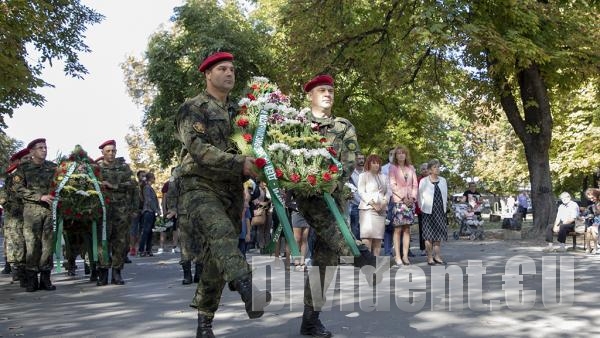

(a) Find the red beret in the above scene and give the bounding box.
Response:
[27,138,46,150]
[98,140,116,150]
[5,163,18,174]
[303,74,334,92]
[9,148,30,162]
[198,52,234,72]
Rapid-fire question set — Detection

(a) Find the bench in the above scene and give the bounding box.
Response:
[561,231,584,250]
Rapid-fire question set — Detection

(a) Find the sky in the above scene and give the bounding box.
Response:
[6,0,184,162]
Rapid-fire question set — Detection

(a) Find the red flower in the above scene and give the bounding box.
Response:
[105,197,110,204]
[57,202,62,209]
[311,123,320,131]
[275,168,284,179]
[254,158,267,169]
[290,173,301,183]
[243,133,253,143]
[65,208,73,215]
[239,105,248,115]
[50,191,57,197]
[307,175,317,186]
[319,137,327,143]
[247,93,256,101]
[327,147,337,156]
[322,172,332,182]
[75,213,82,219]
[328,164,339,174]
[251,84,259,90]
[237,118,249,128]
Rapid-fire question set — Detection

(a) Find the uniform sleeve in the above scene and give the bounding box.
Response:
[340,123,358,178]
[176,101,245,177]
[165,180,178,213]
[13,166,42,203]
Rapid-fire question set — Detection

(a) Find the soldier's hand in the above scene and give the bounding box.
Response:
[101,181,114,189]
[166,211,177,219]
[40,194,54,204]
[243,157,258,178]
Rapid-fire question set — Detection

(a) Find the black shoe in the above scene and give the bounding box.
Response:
[84,263,91,275]
[89,266,98,282]
[1,263,11,274]
[230,273,272,319]
[124,256,132,264]
[25,270,38,292]
[111,268,125,285]
[182,262,192,285]
[39,271,56,291]
[300,305,332,337]
[97,268,109,286]
[408,250,415,258]
[196,313,215,338]
[66,268,76,276]
[18,268,27,288]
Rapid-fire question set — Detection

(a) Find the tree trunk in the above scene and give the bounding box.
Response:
[494,63,556,232]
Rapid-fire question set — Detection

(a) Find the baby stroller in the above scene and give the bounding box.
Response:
[452,204,485,240]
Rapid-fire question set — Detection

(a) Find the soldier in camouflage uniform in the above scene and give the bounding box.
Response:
[165,166,203,285]
[175,52,271,338]
[13,139,58,292]
[294,75,385,338]
[0,148,30,287]
[97,140,138,286]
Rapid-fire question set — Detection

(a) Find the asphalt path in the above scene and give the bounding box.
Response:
[1,235,600,338]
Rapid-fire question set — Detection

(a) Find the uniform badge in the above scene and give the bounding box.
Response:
[345,140,358,151]
[13,176,22,183]
[193,122,206,134]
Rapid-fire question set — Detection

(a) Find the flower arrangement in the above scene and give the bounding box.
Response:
[51,145,107,223]
[231,77,342,196]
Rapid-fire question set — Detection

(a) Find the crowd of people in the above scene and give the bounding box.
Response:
[1,49,597,338]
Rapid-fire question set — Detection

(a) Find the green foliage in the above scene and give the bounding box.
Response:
[0,0,104,128]
[0,133,23,174]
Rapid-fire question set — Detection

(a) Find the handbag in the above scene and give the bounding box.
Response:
[251,203,269,226]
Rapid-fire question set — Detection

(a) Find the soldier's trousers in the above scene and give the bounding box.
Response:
[23,204,54,272]
[4,215,26,266]
[177,216,201,265]
[179,187,251,314]
[97,207,129,269]
[296,195,356,310]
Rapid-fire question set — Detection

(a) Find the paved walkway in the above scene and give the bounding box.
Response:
[1,235,599,337]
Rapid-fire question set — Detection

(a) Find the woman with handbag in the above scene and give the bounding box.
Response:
[389,146,418,266]
[358,154,389,256]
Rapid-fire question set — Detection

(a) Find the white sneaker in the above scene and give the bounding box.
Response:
[172,247,181,253]
[542,245,554,252]
[157,248,164,254]
[556,246,566,252]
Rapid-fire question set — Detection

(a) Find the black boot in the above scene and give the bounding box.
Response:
[111,268,125,285]
[66,257,76,276]
[194,263,203,283]
[11,265,20,282]
[97,268,109,286]
[18,267,27,288]
[84,263,91,275]
[196,312,215,338]
[229,273,272,319]
[89,265,98,282]
[300,305,332,338]
[1,260,11,274]
[39,271,56,291]
[182,262,192,285]
[25,270,38,292]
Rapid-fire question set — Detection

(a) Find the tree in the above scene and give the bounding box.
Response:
[261,0,600,231]
[0,133,23,174]
[0,0,104,129]
[125,125,170,195]
[122,0,274,166]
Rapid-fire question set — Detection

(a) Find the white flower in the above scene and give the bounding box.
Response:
[263,102,278,111]
[252,76,269,83]
[268,143,291,152]
[75,190,90,197]
[238,98,251,106]
[317,148,330,157]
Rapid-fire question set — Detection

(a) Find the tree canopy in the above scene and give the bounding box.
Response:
[0,0,103,128]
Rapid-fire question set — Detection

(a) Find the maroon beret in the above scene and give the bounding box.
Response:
[198,52,234,72]
[9,148,30,162]
[27,138,46,150]
[98,140,116,150]
[303,74,334,92]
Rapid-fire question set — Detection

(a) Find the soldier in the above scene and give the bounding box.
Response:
[13,139,58,292]
[294,74,385,337]
[175,51,270,337]
[97,140,138,286]
[0,148,30,286]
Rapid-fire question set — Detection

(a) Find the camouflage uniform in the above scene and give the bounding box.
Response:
[175,91,251,315]
[13,160,57,273]
[0,169,26,271]
[98,157,137,270]
[294,110,361,310]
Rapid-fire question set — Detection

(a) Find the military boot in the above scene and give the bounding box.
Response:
[300,305,332,338]
[229,273,272,319]
[111,268,125,285]
[193,263,203,283]
[18,267,27,288]
[11,265,20,282]
[25,270,38,292]
[1,260,11,274]
[66,257,76,276]
[39,271,56,291]
[196,312,215,338]
[182,262,192,285]
[84,262,91,275]
[89,263,98,282]
[97,268,109,286]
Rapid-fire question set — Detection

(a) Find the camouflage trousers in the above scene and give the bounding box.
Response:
[296,194,356,310]
[97,206,129,269]
[178,186,250,314]
[23,204,54,272]
[4,215,26,265]
[176,216,202,264]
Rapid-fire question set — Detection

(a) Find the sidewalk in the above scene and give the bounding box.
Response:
[1,236,599,337]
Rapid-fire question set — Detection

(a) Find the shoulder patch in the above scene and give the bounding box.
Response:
[193,121,206,134]
[345,140,358,151]
[13,175,21,183]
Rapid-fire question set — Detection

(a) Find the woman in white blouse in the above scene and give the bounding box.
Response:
[418,159,448,265]
[358,154,389,256]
